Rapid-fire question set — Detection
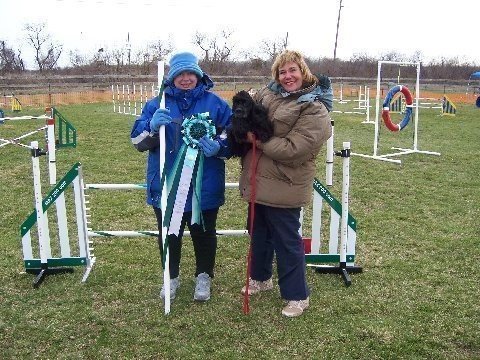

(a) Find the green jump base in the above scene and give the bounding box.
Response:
[24,257,88,269]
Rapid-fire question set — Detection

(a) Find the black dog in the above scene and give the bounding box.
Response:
[227,90,273,157]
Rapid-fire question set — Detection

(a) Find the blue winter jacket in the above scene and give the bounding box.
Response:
[130,74,232,210]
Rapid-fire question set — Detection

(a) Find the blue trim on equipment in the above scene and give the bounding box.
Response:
[382,85,413,131]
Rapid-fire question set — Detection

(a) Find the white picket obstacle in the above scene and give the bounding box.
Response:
[111,83,157,116]
[7,110,84,288]
[3,109,77,277]
[333,85,372,123]
[305,142,362,286]
[20,149,94,288]
[351,61,441,164]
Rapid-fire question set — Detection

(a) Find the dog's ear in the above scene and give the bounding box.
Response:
[253,103,268,118]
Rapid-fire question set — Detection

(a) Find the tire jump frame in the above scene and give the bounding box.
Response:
[351,60,441,164]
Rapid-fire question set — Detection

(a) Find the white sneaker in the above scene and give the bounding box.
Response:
[160,277,180,300]
[241,278,273,295]
[193,273,211,301]
[281,297,309,317]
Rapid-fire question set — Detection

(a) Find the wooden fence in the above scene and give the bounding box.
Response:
[0,85,472,110]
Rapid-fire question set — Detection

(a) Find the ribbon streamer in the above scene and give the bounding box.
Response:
[163,112,215,237]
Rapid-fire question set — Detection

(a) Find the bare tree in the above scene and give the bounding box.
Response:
[0,40,24,73]
[259,33,288,61]
[110,48,126,73]
[24,22,63,72]
[128,39,174,74]
[193,30,235,62]
[192,30,236,73]
[379,51,405,62]
[192,31,212,61]
[408,50,423,64]
[211,29,234,62]
[149,38,174,61]
[68,49,89,68]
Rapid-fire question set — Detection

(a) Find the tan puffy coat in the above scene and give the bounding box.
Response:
[239,83,332,208]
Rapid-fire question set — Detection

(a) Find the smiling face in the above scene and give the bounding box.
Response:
[173,71,198,90]
[278,61,303,92]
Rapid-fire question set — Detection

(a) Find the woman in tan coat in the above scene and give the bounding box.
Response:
[240,50,332,317]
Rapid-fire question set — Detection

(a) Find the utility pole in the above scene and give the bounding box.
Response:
[333,0,344,61]
[126,32,131,66]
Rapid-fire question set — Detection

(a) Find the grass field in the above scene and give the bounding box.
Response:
[0,100,479,359]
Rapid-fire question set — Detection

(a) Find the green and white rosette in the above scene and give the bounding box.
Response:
[164,112,215,236]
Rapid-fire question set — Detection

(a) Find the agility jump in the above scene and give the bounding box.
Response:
[351,60,441,164]
[20,141,361,288]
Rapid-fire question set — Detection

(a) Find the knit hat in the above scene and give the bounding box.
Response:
[167,52,203,81]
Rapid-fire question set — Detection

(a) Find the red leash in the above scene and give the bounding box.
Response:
[243,135,257,314]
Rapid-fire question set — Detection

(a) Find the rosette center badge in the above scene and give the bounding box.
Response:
[181,112,216,148]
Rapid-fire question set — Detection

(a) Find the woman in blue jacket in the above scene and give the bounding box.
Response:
[131,52,231,302]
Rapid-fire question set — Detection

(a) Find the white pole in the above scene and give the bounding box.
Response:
[112,85,115,112]
[373,62,382,157]
[122,85,126,114]
[133,84,137,116]
[325,120,334,186]
[158,60,170,315]
[85,182,239,190]
[413,63,420,151]
[339,142,350,266]
[46,108,70,258]
[46,113,56,185]
[366,88,370,123]
[75,165,95,282]
[116,85,120,113]
[88,230,249,237]
[31,141,51,270]
[127,84,132,115]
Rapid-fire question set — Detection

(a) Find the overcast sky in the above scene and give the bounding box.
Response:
[1,0,478,69]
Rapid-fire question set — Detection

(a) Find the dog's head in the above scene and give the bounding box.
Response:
[232,90,255,120]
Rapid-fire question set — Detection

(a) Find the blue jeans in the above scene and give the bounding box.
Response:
[248,203,309,301]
